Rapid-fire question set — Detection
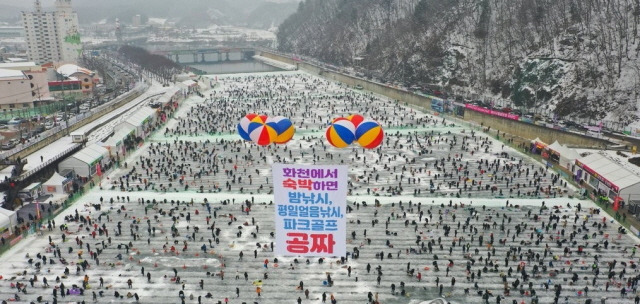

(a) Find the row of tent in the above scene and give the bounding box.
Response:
[57,87,183,185]
[58,107,158,180]
[533,138,640,200]
[0,86,186,235]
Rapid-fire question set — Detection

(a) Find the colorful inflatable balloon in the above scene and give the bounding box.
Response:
[355,120,384,149]
[238,113,258,141]
[251,114,269,124]
[326,119,356,148]
[249,121,277,146]
[269,116,295,144]
[346,114,365,128]
[237,124,251,141]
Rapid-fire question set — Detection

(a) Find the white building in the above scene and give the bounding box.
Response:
[21,0,82,64]
[132,15,142,27]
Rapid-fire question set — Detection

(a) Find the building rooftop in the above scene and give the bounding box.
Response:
[0,68,27,80]
[56,64,93,77]
[0,62,36,69]
[576,152,640,190]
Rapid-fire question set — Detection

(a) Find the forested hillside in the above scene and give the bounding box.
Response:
[278,0,640,124]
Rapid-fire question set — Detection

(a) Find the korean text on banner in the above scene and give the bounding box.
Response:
[273,163,348,257]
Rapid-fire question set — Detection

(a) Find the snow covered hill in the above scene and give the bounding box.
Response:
[277,0,640,125]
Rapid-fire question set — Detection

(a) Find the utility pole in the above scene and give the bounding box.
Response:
[57,70,70,136]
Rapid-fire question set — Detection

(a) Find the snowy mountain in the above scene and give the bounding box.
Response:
[277,0,640,125]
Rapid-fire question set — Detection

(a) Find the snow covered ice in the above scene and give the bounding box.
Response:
[1,71,639,304]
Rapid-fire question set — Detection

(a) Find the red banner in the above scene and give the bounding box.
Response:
[613,196,622,211]
[465,104,520,121]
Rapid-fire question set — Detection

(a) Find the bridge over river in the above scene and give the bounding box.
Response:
[154,48,256,64]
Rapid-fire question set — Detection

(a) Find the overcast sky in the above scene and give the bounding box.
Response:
[0,0,299,8]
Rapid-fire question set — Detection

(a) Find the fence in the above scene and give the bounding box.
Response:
[16,145,81,182]
[0,81,148,163]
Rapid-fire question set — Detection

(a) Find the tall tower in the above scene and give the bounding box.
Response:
[115,18,123,44]
[22,0,61,64]
[22,0,81,64]
[55,0,82,63]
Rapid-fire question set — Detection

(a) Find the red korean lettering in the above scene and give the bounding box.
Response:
[286,232,309,254]
[309,233,335,254]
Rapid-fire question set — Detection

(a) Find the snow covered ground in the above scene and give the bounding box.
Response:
[0,71,637,304]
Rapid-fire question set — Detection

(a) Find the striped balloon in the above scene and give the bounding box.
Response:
[346,114,365,128]
[326,119,356,148]
[355,120,384,149]
[269,116,295,144]
[249,122,277,146]
[238,113,258,141]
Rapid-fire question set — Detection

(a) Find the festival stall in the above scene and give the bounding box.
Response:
[574,153,640,201]
[43,172,72,194]
[530,138,547,156]
[58,144,109,179]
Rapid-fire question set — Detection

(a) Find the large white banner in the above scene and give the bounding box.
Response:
[273,163,348,257]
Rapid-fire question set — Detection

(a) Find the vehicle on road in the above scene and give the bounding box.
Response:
[8,117,24,125]
[1,140,16,150]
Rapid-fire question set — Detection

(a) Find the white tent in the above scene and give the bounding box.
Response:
[575,153,640,199]
[101,126,134,156]
[181,79,197,88]
[58,144,109,178]
[546,141,581,169]
[115,107,156,138]
[43,172,71,194]
[156,87,180,106]
[557,146,581,170]
[179,80,198,93]
[547,141,563,153]
[0,207,17,234]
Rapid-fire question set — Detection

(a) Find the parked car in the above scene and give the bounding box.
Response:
[1,140,16,150]
[8,117,24,125]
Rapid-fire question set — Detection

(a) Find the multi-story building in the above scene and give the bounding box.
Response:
[0,62,53,105]
[132,15,142,27]
[0,69,35,111]
[21,0,82,65]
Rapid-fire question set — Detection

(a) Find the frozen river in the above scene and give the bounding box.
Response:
[0,70,637,304]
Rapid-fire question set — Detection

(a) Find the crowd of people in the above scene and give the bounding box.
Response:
[0,71,634,304]
[112,73,569,199]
